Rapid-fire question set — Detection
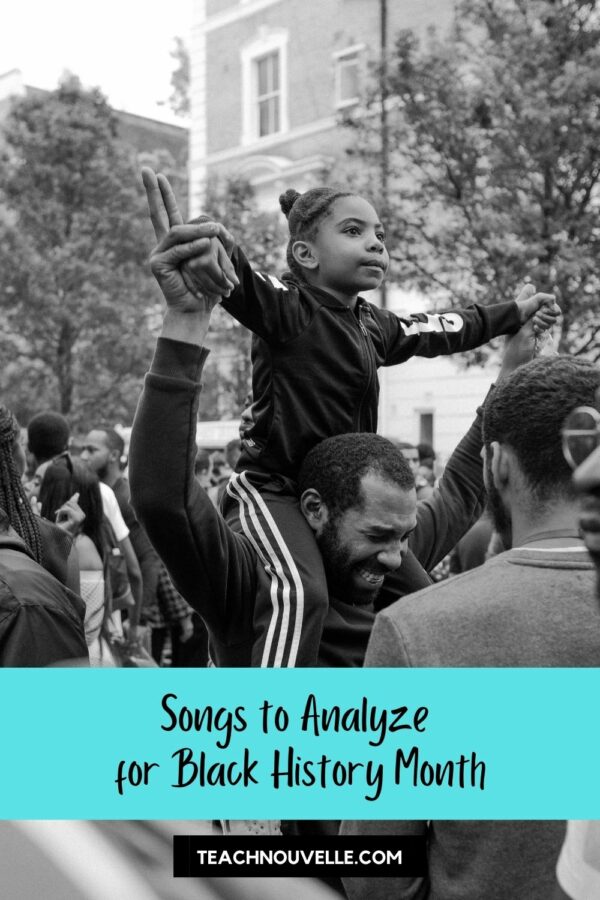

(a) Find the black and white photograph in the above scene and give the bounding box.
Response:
[0,1,599,898]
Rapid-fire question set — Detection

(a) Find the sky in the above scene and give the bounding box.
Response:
[1,0,193,124]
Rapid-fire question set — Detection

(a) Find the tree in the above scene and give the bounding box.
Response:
[0,76,159,428]
[198,175,286,419]
[344,0,600,358]
[168,37,191,118]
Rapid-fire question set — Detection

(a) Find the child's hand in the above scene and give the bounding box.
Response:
[514,283,560,332]
[531,301,561,334]
[182,219,239,299]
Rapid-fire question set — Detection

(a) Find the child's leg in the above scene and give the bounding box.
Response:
[224,471,328,667]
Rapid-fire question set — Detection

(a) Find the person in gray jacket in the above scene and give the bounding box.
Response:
[342,355,600,900]
[554,394,600,900]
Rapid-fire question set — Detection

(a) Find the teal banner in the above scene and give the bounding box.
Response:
[0,668,597,820]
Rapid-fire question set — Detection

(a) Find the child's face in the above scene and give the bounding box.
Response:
[301,195,389,302]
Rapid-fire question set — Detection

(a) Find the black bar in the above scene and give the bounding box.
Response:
[173,834,427,878]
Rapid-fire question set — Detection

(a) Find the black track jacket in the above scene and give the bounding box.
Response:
[221,249,521,479]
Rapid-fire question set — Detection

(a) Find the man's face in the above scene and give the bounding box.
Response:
[80,430,111,480]
[573,443,600,594]
[316,472,417,605]
[482,445,512,547]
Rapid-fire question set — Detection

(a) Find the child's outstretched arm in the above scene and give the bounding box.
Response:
[379,283,558,366]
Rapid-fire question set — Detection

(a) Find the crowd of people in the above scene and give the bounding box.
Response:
[0,407,219,667]
[1,165,598,897]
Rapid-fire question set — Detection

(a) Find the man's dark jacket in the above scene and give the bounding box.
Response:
[130,338,486,668]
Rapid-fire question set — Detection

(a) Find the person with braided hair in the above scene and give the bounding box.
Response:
[0,408,43,562]
[0,406,80,594]
[139,170,560,668]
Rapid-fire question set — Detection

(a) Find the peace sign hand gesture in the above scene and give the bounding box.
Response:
[141,167,237,316]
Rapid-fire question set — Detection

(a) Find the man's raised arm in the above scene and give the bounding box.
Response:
[129,170,257,661]
[404,292,552,579]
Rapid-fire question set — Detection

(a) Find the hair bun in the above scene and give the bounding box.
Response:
[279,189,301,218]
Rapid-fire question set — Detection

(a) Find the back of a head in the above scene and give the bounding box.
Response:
[483,356,600,502]
[70,460,104,544]
[99,426,124,453]
[298,433,414,520]
[40,457,105,556]
[39,459,75,523]
[279,186,354,282]
[28,412,70,464]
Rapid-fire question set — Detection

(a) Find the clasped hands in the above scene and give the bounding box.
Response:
[142,167,238,313]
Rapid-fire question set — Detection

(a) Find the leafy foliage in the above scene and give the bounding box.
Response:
[168,37,191,118]
[344,0,600,358]
[0,76,158,427]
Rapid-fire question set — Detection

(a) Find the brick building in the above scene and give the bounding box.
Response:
[190,1,499,459]
[190,0,454,212]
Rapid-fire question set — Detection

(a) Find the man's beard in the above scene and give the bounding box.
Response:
[316,519,380,606]
[485,458,512,548]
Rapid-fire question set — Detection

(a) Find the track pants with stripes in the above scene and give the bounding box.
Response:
[223,470,329,667]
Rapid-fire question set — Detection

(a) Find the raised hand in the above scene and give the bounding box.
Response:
[498,317,538,379]
[185,215,239,298]
[141,167,235,314]
[498,292,559,380]
[55,493,85,536]
[514,283,560,333]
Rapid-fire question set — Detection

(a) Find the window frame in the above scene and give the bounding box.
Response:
[333,43,365,110]
[241,29,288,144]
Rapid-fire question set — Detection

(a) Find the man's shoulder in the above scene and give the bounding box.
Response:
[383,545,589,629]
[98,481,117,509]
[110,477,138,527]
[111,476,130,503]
[371,548,598,667]
[99,481,129,539]
[381,554,503,627]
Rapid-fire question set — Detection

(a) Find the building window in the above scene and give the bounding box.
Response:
[256,51,280,137]
[334,45,364,109]
[241,29,288,145]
